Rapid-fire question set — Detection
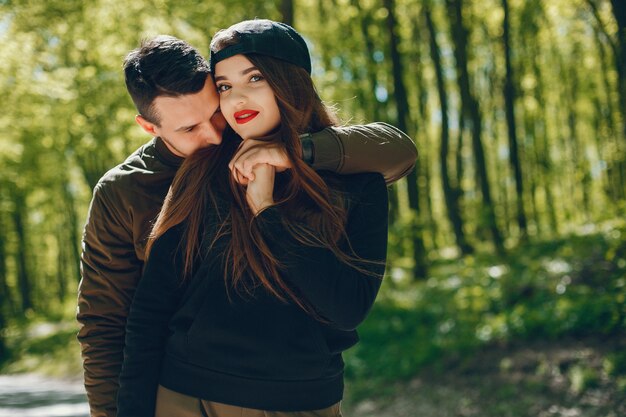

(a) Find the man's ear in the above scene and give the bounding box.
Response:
[135,115,158,136]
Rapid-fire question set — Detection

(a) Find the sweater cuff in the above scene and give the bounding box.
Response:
[307,128,343,172]
[253,205,284,238]
[299,134,315,165]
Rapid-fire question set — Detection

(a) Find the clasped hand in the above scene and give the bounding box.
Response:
[229,139,291,215]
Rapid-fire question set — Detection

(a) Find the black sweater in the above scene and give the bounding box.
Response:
[117,172,388,416]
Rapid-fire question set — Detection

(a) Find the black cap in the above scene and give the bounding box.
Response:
[210,19,311,74]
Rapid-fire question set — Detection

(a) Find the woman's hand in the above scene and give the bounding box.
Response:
[229,140,290,185]
[246,163,275,215]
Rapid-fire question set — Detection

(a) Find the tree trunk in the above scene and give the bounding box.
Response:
[12,190,32,312]
[280,0,294,26]
[527,22,559,235]
[502,0,528,239]
[424,3,473,255]
[595,17,625,200]
[383,0,427,279]
[410,17,438,250]
[455,121,465,194]
[609,0,626,140]
[446,0,505,255]
[0,209,8,362]
[62,177,82,282]
[565,44,592,221]
[588,0,626,186]
[352,0,382,120]
[56,225,67,303]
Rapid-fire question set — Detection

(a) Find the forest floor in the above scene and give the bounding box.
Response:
[344,337,626,417]
[0,324,625,417]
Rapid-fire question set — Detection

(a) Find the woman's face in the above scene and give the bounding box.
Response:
[214,54,281,140]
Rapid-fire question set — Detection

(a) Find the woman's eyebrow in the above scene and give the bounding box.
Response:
[240,66,258,75]
[214,66,258,82]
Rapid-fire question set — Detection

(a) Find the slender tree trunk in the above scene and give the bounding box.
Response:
[280,0,294,26]
[0,209,8,361]
[531,50,559,235]
[409,17,438,250]
[551,46,575,225]
[591,93,613,205]
[595,25,618,139]
[565,44,592,221]
[424,3,473,255]
[383,0,427,279]
[407,16,438,249]
[595,22,625,200]
[61,177,81,282]
[588,0,626,187]
[12,190,32,312]
[522,107,541,236]
[446,0,505,255]
[521,0,558,235]
[352,0,382,120]
[387,187,400,226]
[502,0,528,239]
[455,121,465,193]
[57,252,67,303]
[609,0,626,140]
[608,0,626,200]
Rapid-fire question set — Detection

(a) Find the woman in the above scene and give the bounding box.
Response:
[117,19,388,417]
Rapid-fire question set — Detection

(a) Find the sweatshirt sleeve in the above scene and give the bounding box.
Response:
[77,183,142,417]
[307,122,417,185]
[253,173,389,330]
[116,226,185,417]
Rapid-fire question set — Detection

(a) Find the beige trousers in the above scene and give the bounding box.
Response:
[154,385,343,417]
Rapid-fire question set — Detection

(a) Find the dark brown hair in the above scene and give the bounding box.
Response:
[124,35,210,125]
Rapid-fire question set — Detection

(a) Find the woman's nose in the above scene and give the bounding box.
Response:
[231,89,247,106]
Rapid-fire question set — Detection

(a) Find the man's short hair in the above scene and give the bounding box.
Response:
[123,35,210,125]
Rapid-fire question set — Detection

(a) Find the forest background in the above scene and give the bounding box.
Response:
[0,0,625,416]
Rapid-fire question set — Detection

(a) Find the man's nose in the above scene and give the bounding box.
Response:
[202,122,221,144]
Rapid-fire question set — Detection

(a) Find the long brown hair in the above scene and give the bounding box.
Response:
[146,35,376,317]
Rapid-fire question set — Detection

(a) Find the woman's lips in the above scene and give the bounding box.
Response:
[234,110,259,124]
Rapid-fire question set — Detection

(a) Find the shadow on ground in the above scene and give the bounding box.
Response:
[345,338,626,417]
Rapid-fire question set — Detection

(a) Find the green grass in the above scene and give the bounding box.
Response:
[1,318,82,378]
[343,221,626,406]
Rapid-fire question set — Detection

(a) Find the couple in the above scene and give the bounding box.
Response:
[78,19,417,417]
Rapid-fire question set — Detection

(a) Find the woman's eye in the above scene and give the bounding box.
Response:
[217,84,230,93]
[250,74,263,82]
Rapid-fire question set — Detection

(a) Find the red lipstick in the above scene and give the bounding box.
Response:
[234,110,259,124]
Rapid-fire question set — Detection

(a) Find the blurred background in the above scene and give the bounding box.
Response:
[0,0,625,416]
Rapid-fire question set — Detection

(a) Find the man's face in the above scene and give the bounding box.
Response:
[137,78,226,157]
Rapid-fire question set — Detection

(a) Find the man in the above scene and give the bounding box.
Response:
[77,35,417,417]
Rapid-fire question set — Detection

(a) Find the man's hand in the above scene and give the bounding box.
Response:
[229,139,291,185]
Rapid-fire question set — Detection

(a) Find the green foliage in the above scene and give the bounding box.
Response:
[344,222,626,401]
[0,4,624,412]
[1,321,82,377]
[0,0,624,321]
